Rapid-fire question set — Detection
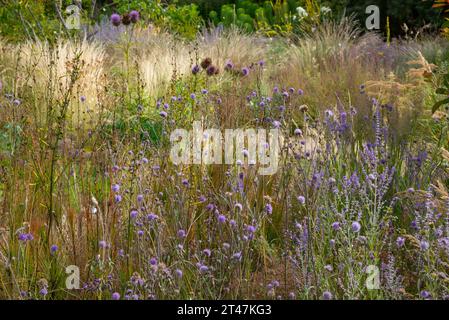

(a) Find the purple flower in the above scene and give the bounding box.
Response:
[420,290,430,299]
[80,95,86,102]
[175,269,183,279]
[297,196,305,205]
[130,210,138,219]
[247,225,256,234]
[137,194,144,202]
[294,128,303,136]
[137,230,144,237]
[232,252,242,260]
[396,236,405,247]
[159,111,167,118]
[224,60,234,70]
[203,249,211,257]
[322,291,332,300]
[149,257,157,265]
[190,93,196,100]
[39,287,48,296]
[241,67,249,76]
[18,233,33,242]
[234,203,243,211]
[112,292,121,300]
[129,10,140,23]
[351,221,361,233]
[420,240,429,251]
[99,240,107,249]
[331,222,341,231]
[265,203,273,214]
[297,89,304,95]
[199,265,209,273]
[177,229,186,238]
[111,184,120,192]
[218,214,226,223]
[50,244,58,254]
[114,194,122,203]
[192,65,200,75]
[111,13,121,26]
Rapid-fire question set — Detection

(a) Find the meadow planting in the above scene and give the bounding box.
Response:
[0,1,449,300]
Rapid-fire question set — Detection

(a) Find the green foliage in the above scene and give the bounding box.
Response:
[114,0,203,39]
[432,71,449,113]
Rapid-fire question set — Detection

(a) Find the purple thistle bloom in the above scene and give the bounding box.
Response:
[234,203,243,211]
[420,240,430,251]
[294,128,303,136]
[130,210,138,219]
[80,95,86,102]
[111,184,120,192]
[265,203,273,214]
[203,249,211,257]
[420,290,430,299]
[110,13,121,26]
[201,89,208,94]
[137,194,144,202]
[229,219,237,228]
[39,287,48,296]
[272,120,281,128]
[149,257,157,265]
[177,229,186,238]
[331,222,341,231]
[351,221,361,233]
[114,194,122,203]
[241,67,249,76]
[297,89,304,95]
[297,196,305,205]
[175,269,183,279]
[396,236,405,247]
[247,225,256,233]
[199,265,209,273]
[159,111,167,118]
[147,213,158,221]
[218,214,226,223]
[129,10,140,23]
[112,292,120,300]
[99,240,107,249]
[224,60,234,70]
[190,93,196,100]
[322,291,332,300]
[50,244,58,254]
[192,65,200,75]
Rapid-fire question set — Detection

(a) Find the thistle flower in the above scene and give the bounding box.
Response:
[420,240,429,251]
[114,194,122,203]
[192,65,200,75]
[234,203,243,211]
[18,233,33,242]
[112,292,120,300]
[241,67,250,76]
[322,291,332,300]
[149,257,157,265]
[420,290,430,299]
[121,13,131,25]
[297,89,304,95]
[111,184,120,192]
[39,287,48,296]
[159,111,167,118]
[99,240,107,249]
[396,236,405,247]
[265,203,273,214]
[218,214,226,223]
[130,210,138,219]
[203,249,211,257]
[175,269,183,279]
[200,58,212,69]
[177,229,186,238]
[331,222,341,231]
[129,10,140,23]
[199,265,209,273]
[351,221,361,233]
[80,95,86,103]
[137,194,144,202]
[50,244,58,254]
[297,196,305,205]
[206,65,218,76]
[294,128,303,136]
[224,60,234,71]
[111,13,121,26]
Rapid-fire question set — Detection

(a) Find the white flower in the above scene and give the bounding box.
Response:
[321,6,332,15]
[296,6,308,19]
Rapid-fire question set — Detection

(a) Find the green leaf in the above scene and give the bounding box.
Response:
[436,87,449,95]
[432,97,449,113]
